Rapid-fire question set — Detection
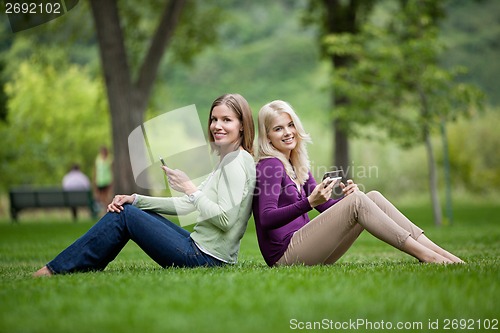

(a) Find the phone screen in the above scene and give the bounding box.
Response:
[322,170,341,181]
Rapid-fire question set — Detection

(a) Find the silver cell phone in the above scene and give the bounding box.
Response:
[322,170,342,187]
[322,170,341,180]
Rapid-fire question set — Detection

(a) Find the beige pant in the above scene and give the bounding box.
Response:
[276,191,424,266]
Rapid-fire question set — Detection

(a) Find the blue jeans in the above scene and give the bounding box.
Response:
[47,205,225,274]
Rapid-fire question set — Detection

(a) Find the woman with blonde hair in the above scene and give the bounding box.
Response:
[252,100,463,267]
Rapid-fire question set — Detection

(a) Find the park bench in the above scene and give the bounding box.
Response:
[9,187,99,222]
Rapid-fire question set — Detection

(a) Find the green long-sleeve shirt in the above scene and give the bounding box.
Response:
[133,149,256,264]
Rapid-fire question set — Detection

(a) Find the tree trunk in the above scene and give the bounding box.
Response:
[334,120,350,177]
[323,0,359,178]
[417,82,442,226]
[90,0,137,195]
[424,126,442,226]
[441,119,453,225]
[331,93,351,178]
[89,0,186,195]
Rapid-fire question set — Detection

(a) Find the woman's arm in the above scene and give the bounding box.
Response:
[255,159,313,230]
[105,193,195,216]
[132,165,214,216]
[303,171,341,213]
[133,193,195,215]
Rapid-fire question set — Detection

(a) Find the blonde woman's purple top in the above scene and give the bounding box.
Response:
[253,157,342,266]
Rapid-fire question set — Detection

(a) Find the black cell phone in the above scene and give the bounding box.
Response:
[159,157,166,166]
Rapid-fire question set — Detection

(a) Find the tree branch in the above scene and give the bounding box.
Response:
[89,0,133,99]
[135,0,187,107]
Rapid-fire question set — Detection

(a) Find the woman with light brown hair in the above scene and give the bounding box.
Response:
[35,94,256,276]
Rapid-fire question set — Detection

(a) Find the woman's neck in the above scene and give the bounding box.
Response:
[219,144,243,161]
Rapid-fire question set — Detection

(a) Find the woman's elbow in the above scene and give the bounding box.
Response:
[213,214,232,232]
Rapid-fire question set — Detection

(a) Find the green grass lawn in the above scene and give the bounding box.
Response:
[1,202,499,333]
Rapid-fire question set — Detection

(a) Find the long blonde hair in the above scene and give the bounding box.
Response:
[257,100,312,185]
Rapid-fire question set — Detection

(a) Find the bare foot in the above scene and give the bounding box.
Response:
[439,250,465,264]
[417,235,465,264]
[33,266,53,277]
[422,252,454,264]
[403,237,453,264]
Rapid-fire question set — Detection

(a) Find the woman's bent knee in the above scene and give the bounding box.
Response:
[121,204,142,215]
[366,191,384,202]
[366,190,382,200]
[112,204,145,226]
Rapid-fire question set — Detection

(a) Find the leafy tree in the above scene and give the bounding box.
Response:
[88,0,223,195]
[0,60,7,122]
[304,0,376,177]
[440,0,500,106]
[1,0,222,194]
[324,0,484,225]
[0,59,108,188]
[88,0,185,195]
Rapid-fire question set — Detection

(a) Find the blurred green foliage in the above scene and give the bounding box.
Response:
[0,54,109,185]
[323,1,485,147]
[440,0,500,105]
[0,0,499,200]
[446,110,500,193]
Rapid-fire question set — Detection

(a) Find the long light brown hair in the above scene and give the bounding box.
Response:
[208,93,255,156]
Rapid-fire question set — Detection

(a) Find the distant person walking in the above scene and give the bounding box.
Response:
[94,146,113,209]
[62,164,91,191]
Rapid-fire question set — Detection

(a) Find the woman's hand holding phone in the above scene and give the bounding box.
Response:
[323,176,342,188]
[161,165,197,195]
[308,177,336,208]
[159,156,197,194]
